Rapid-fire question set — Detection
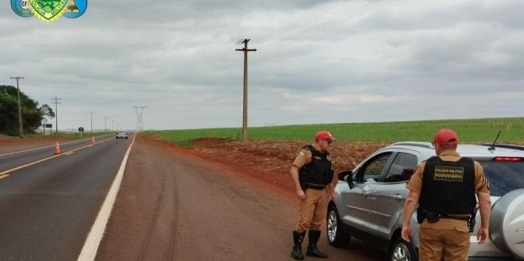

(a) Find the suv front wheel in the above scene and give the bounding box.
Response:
[326,205,350,247]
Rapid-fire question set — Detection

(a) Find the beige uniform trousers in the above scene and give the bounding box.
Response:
[419,219,470,261]
[296,188,329,232]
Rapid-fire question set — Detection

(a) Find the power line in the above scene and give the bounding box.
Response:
[257,0,344,45]
[299,1,379,34]
[259,0,380,49]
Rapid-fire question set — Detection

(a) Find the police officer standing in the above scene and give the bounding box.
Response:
[401,128,491,261]
[290,131,337,260]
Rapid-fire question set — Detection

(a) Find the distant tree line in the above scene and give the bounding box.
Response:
[0,85,55,136]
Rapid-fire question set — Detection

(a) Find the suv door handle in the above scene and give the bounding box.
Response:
[390,194,403,200]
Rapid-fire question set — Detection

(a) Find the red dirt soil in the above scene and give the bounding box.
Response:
[139,135,389,199]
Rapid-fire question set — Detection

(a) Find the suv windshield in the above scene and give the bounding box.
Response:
[480,161,524,197]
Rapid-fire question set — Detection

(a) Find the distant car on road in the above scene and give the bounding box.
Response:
[116,131,128,139]
[327,141,524,261]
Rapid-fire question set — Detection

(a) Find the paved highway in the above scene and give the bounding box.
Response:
[0,135,133,261]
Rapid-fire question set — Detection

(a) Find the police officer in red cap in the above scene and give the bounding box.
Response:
[290,130,338,260]
[401,128,491,261]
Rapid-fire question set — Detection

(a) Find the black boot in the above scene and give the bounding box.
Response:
[291,231,306,260]
[306,230,328,258]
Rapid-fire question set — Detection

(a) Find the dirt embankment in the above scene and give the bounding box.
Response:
[0,134,388,194]
[141,135,388,196]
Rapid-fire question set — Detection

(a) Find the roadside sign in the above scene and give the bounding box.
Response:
[79,127,84,138]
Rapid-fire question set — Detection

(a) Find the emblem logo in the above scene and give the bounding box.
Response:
[29,0,70,22]
[11,0,34,18]
[62,0,88,19]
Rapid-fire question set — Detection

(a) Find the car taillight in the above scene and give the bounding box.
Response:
[492,157,524,162]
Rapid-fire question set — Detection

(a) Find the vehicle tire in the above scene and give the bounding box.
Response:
[390,237,417,261]
[326,205,350,247]
[489,188,524,258]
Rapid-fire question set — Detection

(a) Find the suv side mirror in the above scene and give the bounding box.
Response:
[338,170,354,189]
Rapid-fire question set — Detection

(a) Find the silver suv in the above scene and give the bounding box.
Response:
[327,142,524,261]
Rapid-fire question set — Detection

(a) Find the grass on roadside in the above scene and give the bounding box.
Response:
[144,117,524,146]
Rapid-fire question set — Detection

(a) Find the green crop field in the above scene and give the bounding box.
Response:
[145,117,524,145]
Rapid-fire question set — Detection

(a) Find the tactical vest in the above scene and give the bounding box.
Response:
[299,145,333,185]
[419,156,476,215]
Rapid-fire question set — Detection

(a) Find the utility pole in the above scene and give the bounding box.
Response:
[235,39,257,142]
[89,111,93,133]
[51,96,61,134]
[10,76,24,138]
[134,106,145,132]
[104,117,107,131]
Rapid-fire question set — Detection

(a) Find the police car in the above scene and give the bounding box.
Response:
[327,141,524,261]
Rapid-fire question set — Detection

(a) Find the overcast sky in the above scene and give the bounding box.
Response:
[1,0,523,131]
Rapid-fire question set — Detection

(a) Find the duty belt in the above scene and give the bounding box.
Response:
[440,215,470,221]
[304,184,326,190]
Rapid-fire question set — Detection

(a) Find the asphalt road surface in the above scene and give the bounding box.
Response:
[0,135,132,261]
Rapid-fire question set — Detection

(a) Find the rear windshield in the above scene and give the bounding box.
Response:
[479,161,524,197]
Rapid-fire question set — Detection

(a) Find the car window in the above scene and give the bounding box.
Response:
[479,161,524,197]
[357,152,392,182]
[383,153,418,182]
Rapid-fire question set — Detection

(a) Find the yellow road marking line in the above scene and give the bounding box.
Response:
[0,143,94,176]
[0,154,62,176]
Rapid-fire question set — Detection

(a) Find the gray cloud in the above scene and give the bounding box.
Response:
[1,0,522,131]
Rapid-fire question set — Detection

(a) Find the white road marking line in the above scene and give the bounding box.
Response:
[76,134,137,261]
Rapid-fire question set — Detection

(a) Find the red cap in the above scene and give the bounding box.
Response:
[315,131,336,141]
[433,129,458,145]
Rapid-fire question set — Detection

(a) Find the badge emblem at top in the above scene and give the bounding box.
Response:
[29,0,69,22]
[11,0,34,18]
